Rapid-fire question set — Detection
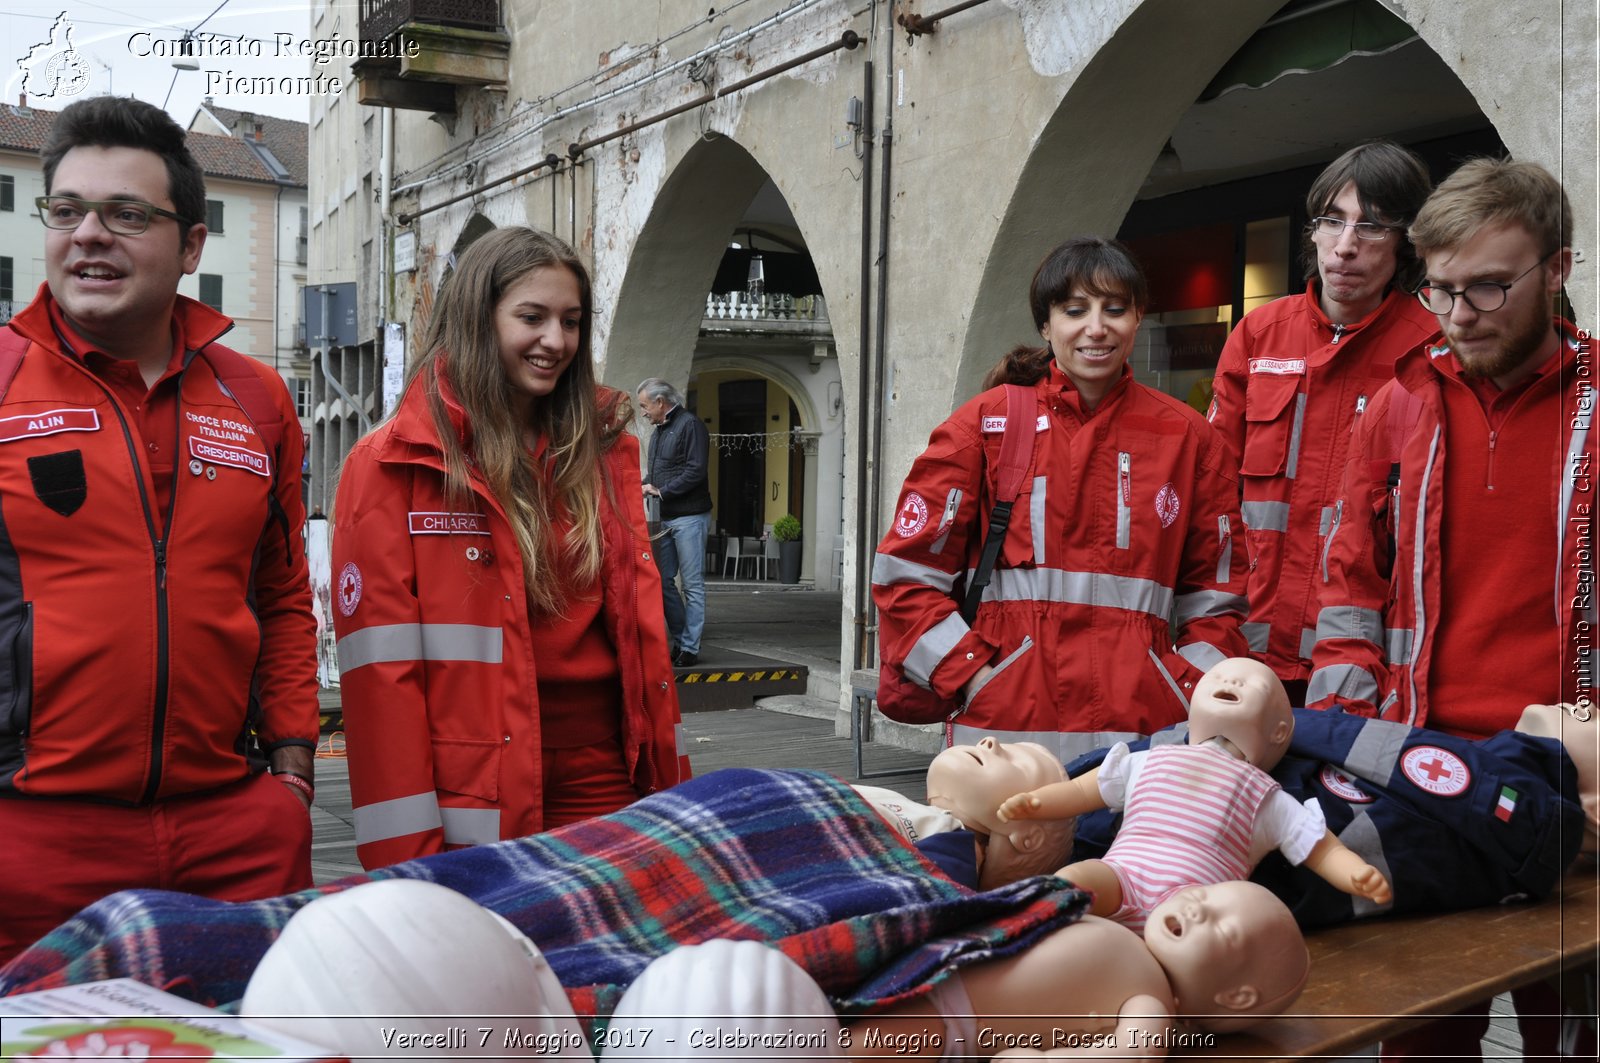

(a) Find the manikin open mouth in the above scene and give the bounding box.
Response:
[1163,912,1185,937]
[1213,689,1241,703]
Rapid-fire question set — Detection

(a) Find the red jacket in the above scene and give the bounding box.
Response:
[331,375,689,869]
[1208,284,1438,684]
[0,288,318,802]
[873,364,1250,764]
[1308,320,1597,728]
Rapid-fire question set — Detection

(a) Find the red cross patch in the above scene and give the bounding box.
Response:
[1400,745,1470,797]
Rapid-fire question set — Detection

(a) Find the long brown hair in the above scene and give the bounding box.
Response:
[408,226,626,615]
[982,236,1149,390]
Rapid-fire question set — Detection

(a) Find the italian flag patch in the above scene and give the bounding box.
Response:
[1495,786,1518,822]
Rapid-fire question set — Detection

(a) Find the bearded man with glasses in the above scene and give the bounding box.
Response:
[1310,157,1594,1060]
[1207,141,1438,706]
[0,96,318,966]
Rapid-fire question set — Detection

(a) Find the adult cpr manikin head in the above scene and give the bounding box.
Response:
[241,879,590,1060]
[1186,657,1294,769]
[1145,879,1310,1033]
[605,940,842,1062]
[926,736,1074,887]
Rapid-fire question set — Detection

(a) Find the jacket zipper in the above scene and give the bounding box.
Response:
[1486,429,1498,490]
[1116,452,1131,549]
[1352,394,1367,431]
[1216,514,1232,585]
[95,382,171,804]
[1330,324,1347,345]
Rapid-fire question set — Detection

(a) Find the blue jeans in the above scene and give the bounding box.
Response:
[654,511,710,655]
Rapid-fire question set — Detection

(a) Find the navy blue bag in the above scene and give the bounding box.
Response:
[1066,709,1584,928]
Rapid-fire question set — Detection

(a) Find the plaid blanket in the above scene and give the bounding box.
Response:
[1,769,1087,1016]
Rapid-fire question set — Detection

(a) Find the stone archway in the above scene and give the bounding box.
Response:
[957,0,1285,400]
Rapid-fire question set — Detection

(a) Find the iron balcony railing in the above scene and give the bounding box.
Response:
[360,0,501,44]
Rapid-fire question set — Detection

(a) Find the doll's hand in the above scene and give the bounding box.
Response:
[996,791,1042,823]
[1351,864,1393,905]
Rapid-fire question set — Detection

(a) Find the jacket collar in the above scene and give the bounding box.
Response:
[1397,317,1584,394]
[1044,358,1132,419]
[1301,279,1409,343]
[9,282,234,356]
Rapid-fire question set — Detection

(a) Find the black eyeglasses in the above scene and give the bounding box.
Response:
[36,196,189,236]
[1415,252,1555,315]
[1309,216,1398,242]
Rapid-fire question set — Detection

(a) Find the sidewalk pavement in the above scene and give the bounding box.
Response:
[308,583,936,884]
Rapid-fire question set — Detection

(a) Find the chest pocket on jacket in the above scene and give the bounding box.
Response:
[1239,376,1305,478]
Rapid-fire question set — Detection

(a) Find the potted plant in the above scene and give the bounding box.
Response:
[772,514,803,584]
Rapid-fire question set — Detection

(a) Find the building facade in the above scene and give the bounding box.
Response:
[305,0,1597,722]
[0,102,297,395]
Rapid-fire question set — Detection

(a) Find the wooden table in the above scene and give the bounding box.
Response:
[1190,865,1599,1060]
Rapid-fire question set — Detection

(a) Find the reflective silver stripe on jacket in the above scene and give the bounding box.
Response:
[439,807,502,847]
[1404,425,1444,725]
[1216,515,1231,586]
[1241,500,1290,532]
[1306,662,1383,707]
[338,623,504,673]
[948,722,1147,767]
[1174,589,1248,627]
[1148,647,1188,707]
[871,552,959,594]
[1316,605,1385,645]
[904,611,969,687]
[1243,622,1270,653]
[1178,641,1227,674]
[983,567,1174,620]
[1298,627,1317,661]
[1031,476,1047,565]
[1343,715,1411,784]
[1285,393,1307,480]
[355,791,442,847]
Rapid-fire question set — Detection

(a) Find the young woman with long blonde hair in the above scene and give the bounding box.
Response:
[332,226,687,870]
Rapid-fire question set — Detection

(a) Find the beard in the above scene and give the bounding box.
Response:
[1447,310,1555,382]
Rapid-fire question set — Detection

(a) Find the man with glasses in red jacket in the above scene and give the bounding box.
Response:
[1310,157,1594,1060]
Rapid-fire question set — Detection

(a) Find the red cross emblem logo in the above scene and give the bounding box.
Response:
[894,492,929,538]
[337,561,363,617]
[1400,745,1470,797]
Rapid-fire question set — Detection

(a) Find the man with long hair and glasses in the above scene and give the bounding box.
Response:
[0,96,318,966]
[1311,158,1595,1060]
[1207,141,1438,707]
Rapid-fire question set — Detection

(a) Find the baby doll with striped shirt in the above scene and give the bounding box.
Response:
[998,657,1392,932]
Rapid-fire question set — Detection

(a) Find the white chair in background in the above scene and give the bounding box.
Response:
[830,534,846,590]
[721,536,744,579]
[736,537,761,579]
[761,536,780,580]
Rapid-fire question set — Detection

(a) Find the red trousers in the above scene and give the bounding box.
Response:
[541,737,639,830]
[0,772,312,967]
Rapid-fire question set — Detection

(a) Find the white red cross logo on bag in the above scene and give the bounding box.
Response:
[1400,745,1471,797]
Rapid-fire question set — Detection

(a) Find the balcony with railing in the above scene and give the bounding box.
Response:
[703,292,830,332]
[354,0,509,114]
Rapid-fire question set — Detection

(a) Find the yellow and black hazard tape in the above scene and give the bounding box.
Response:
[679,668,804,685]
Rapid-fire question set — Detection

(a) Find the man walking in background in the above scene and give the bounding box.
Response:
[639,378,713,667]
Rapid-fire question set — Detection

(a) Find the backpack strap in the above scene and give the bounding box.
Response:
[0,327,32,404]
[960,384,1037,622]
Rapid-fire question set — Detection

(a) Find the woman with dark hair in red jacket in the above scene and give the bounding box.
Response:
[875,236,1250,765]
[331,226,688,870]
